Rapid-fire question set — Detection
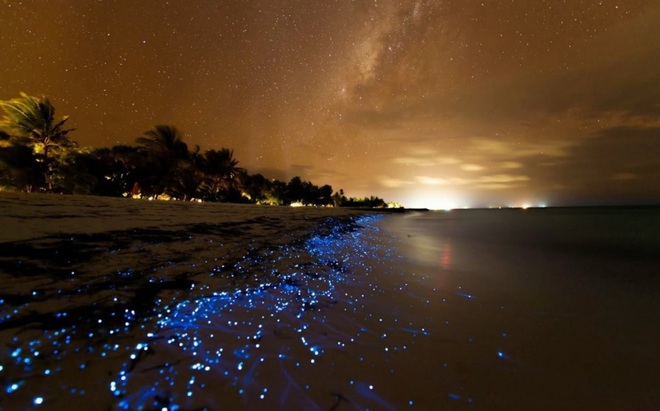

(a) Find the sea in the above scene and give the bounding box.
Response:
[1,198,659,410]
[375,206,660,409]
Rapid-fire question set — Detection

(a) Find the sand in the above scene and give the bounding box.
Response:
[0,193,404,410]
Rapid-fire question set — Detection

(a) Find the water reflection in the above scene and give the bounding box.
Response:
[441,242,452,270]
[387,213,456,270]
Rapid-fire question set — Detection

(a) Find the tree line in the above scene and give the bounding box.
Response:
[0,93,387,207]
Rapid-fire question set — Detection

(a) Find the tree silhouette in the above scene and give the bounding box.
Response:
[239,172,274,204]
[198,148,243,198]
[0,143,43,192]
[319,184,333,206]
[0,94,390,206]
[0,93,75,190]
[135,125,190,198]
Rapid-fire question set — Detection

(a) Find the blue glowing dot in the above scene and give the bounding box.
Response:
[33,396,44,405]
[409,400,414,406]
[449,393,461,400]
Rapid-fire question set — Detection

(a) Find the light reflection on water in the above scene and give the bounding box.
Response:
[379,208,660,409]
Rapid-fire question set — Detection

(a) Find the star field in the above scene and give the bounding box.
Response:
[1,0,659,207]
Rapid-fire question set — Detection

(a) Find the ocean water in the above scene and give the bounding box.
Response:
[2,197,659,410]
[376,207,660,409]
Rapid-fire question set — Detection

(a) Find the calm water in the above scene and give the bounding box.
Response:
[377,207,660,409]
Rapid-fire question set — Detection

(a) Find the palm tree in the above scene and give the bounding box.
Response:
[135,125,190,197]
[0,93,75,190]
[199,148,243,196]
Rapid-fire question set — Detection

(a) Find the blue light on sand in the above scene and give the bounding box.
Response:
[497,350,510,360]
[2,214,436,410]
[104,215,427,409]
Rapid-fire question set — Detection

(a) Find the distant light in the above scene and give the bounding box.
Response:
[404,192,469,210]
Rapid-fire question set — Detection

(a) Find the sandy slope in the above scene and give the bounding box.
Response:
[0,192,367,243]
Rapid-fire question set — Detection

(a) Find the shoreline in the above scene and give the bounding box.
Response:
[2,194,659,409]
[0,193,387,409]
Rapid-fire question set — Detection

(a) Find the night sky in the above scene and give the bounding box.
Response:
[2,0,659,208]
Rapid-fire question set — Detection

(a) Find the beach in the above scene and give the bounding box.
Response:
[1,193,659,409]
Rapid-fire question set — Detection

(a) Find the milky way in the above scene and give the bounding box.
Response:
[1,1,659,207]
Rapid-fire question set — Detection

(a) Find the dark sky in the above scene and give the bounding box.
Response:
[2,0,659,208]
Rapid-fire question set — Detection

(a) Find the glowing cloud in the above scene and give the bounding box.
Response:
[415,176,447,185]
[461,164,485,172]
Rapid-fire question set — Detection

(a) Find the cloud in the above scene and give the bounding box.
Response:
[379,176,413,188]
[438,157,461,165]
[517,125,660,203]
[475,183,518,190]
[415,176,447,185]
[501,161,523,169]
[475,174,530,184]
[461,164,484,172]
[391,149,472,170]
[393,157,438,167]
[470,138,572,158]
[611,172,638,181]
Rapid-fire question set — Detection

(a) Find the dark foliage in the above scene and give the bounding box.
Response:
[0,94,387,206]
